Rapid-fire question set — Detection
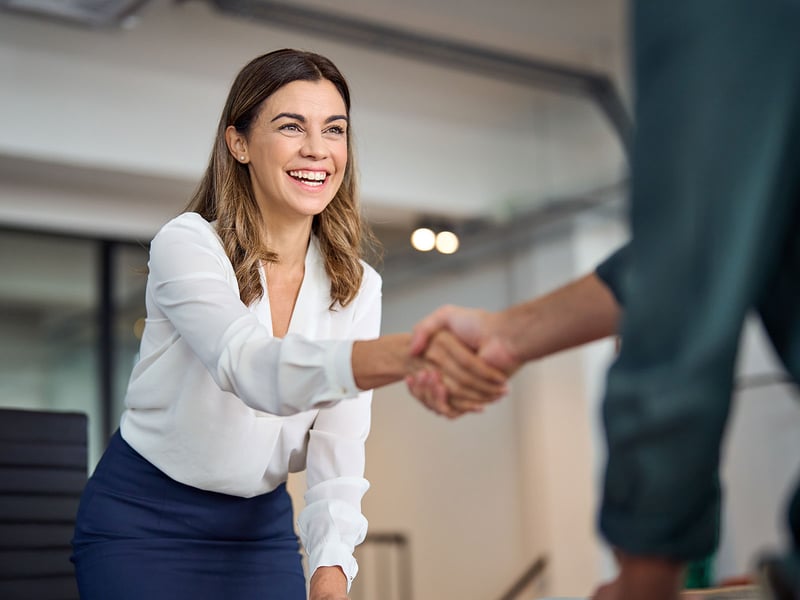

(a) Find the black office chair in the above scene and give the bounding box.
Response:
[0,408,88,600]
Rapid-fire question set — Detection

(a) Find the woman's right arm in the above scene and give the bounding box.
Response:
[150,215,505,416]
[351,332,508,412]
[148,215,358,415]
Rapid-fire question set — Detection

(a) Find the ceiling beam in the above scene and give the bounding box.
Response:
[209,0,633,153]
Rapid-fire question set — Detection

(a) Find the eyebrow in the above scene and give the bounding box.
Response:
[270,112,349,124]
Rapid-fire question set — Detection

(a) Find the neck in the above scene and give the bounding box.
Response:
[262,214,313,270]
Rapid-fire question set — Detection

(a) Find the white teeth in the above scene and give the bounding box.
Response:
[289,170,327,182]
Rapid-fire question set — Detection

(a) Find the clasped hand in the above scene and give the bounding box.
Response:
[406,305,520,418]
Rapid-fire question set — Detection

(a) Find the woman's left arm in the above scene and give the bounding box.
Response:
[300,389,372,598]
[298,267,381,597]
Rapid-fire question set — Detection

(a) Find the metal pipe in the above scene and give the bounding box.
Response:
[209,0,632,151]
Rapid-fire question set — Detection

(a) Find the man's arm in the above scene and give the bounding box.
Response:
[410,271,621,371]
[591,552,685,600]
[408,271,621,415]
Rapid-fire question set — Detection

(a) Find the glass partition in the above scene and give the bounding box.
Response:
[0,229,148,469]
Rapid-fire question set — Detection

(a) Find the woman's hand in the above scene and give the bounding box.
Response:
[350,332,507,418]
[409,330,508,417]
[309,566,348,600]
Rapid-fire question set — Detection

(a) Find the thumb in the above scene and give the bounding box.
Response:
[409,323,434,356]
[410,306,453,355]
[478,337,521,375]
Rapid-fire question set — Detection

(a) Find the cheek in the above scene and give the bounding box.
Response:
[334,143,349,174]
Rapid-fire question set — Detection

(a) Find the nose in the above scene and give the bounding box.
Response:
[300,130,327,160]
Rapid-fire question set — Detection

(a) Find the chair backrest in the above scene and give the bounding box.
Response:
[0,408,88,600]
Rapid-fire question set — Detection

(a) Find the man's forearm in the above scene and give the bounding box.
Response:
[501,273,621,363]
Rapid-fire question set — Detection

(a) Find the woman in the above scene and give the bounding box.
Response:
[71,49,505,600]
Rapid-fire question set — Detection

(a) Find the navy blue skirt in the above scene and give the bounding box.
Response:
[71,431,305,600]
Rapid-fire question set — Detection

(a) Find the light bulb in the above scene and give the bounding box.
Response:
[435,231,459,254]
[410,227,436,251]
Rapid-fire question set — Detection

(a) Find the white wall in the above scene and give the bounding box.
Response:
[0,1,626,239]
[287,214,619,600]
[360,213,627,599]
[369,259,528,600]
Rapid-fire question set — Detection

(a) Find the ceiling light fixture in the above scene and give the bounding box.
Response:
[434,230,460,255]
[410,219,461,255]
[410,227,436,252]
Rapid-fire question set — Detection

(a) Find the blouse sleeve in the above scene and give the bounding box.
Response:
[296,266,382,590]
[147,214,360,415]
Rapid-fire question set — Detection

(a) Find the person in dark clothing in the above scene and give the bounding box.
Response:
[408,1,800,598]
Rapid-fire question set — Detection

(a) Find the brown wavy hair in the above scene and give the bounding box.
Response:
[186,49,379,308]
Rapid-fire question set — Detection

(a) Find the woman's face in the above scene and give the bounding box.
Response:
[238,79,349,224]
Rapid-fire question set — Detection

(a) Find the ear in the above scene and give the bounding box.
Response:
[225,125,249,164]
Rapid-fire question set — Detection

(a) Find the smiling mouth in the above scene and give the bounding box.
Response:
[288,170,328,187]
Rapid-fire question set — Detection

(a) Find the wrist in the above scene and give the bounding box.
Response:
[616,551,685,599]
[491,308,528,365]
[352,333,413,390]
[310,565,348,599]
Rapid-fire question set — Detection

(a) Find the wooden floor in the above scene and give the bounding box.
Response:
[538,585,762,600]
[681,585,761,599]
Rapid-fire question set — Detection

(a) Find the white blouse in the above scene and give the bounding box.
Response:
[120,212,380,586]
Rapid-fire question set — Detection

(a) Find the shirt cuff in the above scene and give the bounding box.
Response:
[324,338,359,397]
[298,485,370,592]
[308,542,360,592]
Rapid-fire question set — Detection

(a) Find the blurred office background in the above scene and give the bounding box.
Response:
[1,1,798,598]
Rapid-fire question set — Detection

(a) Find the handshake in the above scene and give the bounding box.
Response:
[405,304,522,418]
[352,273,618,418]
[353,304,523,419]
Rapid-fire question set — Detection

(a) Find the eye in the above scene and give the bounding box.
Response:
[278,123,302,133]
[325,125,347,136]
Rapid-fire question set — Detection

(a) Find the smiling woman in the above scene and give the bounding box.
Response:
[69,48,508,600]
[226,79,350,267]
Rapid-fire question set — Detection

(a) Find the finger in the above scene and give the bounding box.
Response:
[425,370,463,418]
[406,373,435,408]
[448,395,486,414]
[442,376,501,413]
[406,371,461,418]
[437,360,507,404]
[405,374,423,400]
[423,346,503,399]
[425,335,508,399]
[448,393,490,415]
[437,330,508,384]
[406,374,438,412]
[440,371,504,410]
[409,306,455,355]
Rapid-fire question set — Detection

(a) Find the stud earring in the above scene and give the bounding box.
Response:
[240,156,246,161]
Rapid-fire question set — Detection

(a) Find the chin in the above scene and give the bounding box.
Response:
[299,198,336,217]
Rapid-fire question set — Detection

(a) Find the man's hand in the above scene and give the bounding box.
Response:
[410,305,521,375]
[408,329,508,418]
[309,566,348,600]
[591,551,685,600]
[407,305,519,416]
[406,275,621,416]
